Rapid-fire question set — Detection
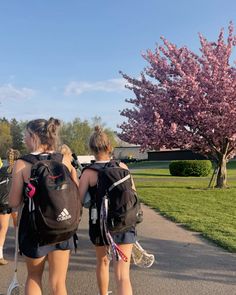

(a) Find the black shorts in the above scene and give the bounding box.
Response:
[19,236,74,258]
[0,205,11,214]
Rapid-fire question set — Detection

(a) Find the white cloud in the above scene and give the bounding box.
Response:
[64,78,127,96]
[0,83,35,101]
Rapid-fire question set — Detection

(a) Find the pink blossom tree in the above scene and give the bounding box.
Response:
[119,23,236,188]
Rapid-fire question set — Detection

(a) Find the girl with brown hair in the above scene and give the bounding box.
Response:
[8,118,79,295]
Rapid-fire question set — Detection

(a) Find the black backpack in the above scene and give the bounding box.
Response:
[20,153,81,246]
[86,160,143,233]
[0,166,12,213]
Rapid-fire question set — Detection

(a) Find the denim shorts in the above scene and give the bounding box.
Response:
[89,219,136,246]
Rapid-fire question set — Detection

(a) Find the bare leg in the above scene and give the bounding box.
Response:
[113,244,133,295]
[48,249,70,295]
[0,213,10,263]
[95,246,110,295]
[25,256,46,295]
[11,211,18,228]
[0,213,10,247]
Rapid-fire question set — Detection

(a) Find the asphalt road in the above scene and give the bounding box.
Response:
[1,204,236,295]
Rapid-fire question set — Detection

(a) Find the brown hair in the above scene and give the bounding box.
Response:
[89,125,112,155]
[6,148,20,173]
[26,117,61,151]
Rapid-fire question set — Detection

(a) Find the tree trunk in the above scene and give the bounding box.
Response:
[215,156,227,188]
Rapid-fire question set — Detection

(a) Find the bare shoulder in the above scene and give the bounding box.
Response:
[80,167,98,187]
[13,159,32,181]
[14,159,29,171]
[119,161,129,170]
[80,167,97,178]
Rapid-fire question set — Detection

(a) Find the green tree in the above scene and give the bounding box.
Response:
[60,118,92,155]
[10,118,24,152]
[60,117,117,155]
[0,120,12,157]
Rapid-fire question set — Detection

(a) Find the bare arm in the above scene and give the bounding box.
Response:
[78,169,98,204]
[119,162,136,191]
[78,170,91,204]
[8,160,26,208]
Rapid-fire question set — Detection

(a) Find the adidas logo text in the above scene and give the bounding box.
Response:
[57,208,71,222]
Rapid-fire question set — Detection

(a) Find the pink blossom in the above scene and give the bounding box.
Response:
[119,23,236,165]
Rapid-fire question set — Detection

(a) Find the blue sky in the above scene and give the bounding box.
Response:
[0,0,235,130]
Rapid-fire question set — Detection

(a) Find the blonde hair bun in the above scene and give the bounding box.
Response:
[94,125,102,134]
[89,126,112,155]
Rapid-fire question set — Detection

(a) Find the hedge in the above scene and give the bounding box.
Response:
[169,160,212,177]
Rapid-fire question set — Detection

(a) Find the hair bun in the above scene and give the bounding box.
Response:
[48,117,61,127]
[47,117,61,134]
[89,125,112,155]
[94,125,102,134]
[26,118,61,151]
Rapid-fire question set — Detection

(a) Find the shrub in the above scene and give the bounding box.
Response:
[169,160,212,177]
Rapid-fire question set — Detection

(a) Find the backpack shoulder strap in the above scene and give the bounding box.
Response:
[81,160,122,175]
[45,153,63,162]
[20,154,39,164]
[106,160,121,167]
[81,163,104,174]
[20,153,63,164]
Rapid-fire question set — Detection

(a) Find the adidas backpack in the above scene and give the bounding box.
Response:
[20,153,81,246]
[85,160,143,234]
[0,166,12,213]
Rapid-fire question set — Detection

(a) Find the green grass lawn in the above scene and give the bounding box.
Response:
[129,160,236,252]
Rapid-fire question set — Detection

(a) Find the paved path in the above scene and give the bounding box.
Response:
[1,205,236,295]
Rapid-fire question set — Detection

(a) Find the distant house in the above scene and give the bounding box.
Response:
[113,135,148,161]
[113,146,148,161]
[148,149,207,161]
[113,135,207,161]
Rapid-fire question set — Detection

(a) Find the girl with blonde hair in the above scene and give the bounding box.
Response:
[79,126,136,295]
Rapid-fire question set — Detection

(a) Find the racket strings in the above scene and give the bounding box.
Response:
[8,285,20,295]
[131,241,155,268]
